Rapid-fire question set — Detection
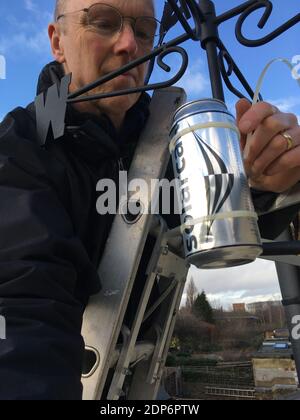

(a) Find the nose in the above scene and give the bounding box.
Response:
[114,22,139,57]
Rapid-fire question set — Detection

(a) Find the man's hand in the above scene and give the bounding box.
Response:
[236,99,300,193]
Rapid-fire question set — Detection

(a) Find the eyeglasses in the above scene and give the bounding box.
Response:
[57,2,164,48]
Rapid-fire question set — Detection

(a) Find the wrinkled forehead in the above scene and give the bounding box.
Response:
[65,0,155,17]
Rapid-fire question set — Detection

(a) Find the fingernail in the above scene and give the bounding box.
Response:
[240,120,252,133]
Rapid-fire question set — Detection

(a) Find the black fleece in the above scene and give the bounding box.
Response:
[0,61,150,400]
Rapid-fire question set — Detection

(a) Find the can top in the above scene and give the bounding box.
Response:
[172,98,234,127]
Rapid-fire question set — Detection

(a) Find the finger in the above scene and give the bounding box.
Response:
[238,101,278,135]
[251,131,294,178]
[236,99,251,150]
[243,112,296,166]
[249,169,300,194]
[264,127,300,175]
[236,98,252,123]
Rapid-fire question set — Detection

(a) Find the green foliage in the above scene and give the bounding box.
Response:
[166,354,177,367]
[176,352,191,358]
[178,358,216,367]
[182,371,202,382]
[198,343,223,352]
[192,291,215,324]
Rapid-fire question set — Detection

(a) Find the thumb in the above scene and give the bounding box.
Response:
[235,98,252,124]
[236,98,252,151]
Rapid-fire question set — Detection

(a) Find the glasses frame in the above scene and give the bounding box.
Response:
[56,2,164,46]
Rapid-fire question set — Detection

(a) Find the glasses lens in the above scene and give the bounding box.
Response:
[87,4,121,36]
[135,18,161,45]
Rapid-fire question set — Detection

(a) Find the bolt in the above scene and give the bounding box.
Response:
[162,246,169,255]
[123,368,132,376]
[117,389,125,397]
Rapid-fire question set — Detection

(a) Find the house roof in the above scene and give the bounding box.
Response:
[254,344,294,359]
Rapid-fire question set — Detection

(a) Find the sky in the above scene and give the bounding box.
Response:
[0,0,299,308]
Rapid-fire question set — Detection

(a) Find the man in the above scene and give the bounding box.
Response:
[0,0,299,400]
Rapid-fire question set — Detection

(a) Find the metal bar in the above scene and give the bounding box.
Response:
[262,242,300,256]
[107,219,168,400]
[109,342,155,370]
[205,386,256,399]
[274,230,300,383]
[127,258,188,400]
[262,254,300,268]
[143,280,178,324]
[236,2,300,47]
[215,0,258,25]
[199,0,225,101]
[67,33,190,102]
[107,270,159,400]
[67,46,189,104]
[81,88,186,401]
[205,41,225,101]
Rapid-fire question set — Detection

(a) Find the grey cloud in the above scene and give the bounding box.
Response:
[183,259,282,308]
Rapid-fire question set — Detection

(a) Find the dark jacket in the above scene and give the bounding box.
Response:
[0,62,150,400]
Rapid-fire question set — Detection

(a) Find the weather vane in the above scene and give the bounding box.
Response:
[35,0,299,144]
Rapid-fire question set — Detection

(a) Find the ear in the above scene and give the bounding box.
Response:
[48,23,65,63]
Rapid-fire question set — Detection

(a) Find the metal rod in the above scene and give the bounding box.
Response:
[199,0,225,101]
[205,41,225,101]
[262,242,300,256]
[215,0,258,25]
[68,32,190,101]
[236,2,300,47]
[274,230,300,383]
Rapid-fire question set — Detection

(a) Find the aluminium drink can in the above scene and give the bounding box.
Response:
[169,99,262,269]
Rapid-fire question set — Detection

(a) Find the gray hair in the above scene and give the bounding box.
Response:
[54,0,156,22]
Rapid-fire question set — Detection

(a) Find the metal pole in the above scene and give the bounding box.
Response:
[275,230,300,384]
[199,0,225,101]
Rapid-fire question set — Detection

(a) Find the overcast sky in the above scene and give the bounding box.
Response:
[0,0,299,308]
[184,259,282,310]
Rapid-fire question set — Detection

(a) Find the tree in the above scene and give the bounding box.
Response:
[193,291,215,324]
[185,277,198,312]
[173,309,215,352]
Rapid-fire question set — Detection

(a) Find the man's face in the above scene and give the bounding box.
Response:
[50,0,155,124]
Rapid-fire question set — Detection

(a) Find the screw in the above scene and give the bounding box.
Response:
[123,368,132,376]
[162,246,169,255]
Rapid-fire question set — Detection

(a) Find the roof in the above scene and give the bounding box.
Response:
[254,344,294,359]
[215,314,260,322]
